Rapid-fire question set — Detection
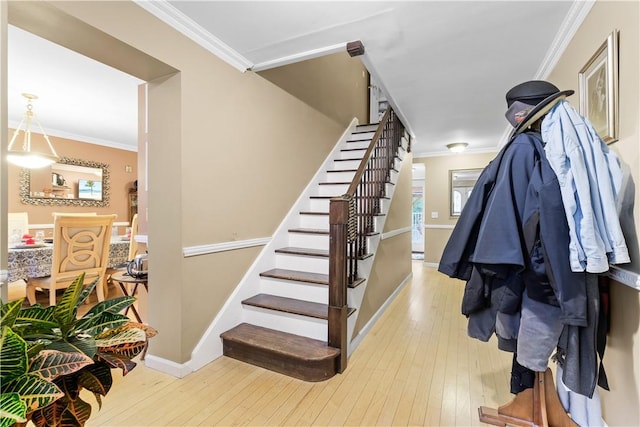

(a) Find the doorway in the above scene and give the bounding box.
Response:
[411,163,425,259]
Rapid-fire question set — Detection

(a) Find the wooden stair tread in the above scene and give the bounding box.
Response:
[221,323,339,360]
[275,247,329,257]
[243,293,327,319]
[299,211,329,216]
[220,323,340,381]
[288,227,329,234]
[243,293,357,318]
[260,268,328,285]
[309,195,390,200]
[327,169,357,173]
[274,246,373,263]
[260,268,366,288]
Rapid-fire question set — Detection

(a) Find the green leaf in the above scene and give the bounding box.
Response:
[75,312,130,337]
[28,350,94,381]
[82,296,135,318]
[0,392,27,425]
[2,373,63,414]
[15,305,57,331]
[26,341,48,359]
[54,274,86,328]
[47,338,97,359]
[0,300,24,329]
[77,363,112,397]
[0,327,28,384]
[77,276,100,307]
[95,327,146,348]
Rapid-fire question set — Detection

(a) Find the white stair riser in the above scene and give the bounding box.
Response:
[332,159,361,170]
[316,183,349,196]
[299,214,329,229]
[348,131,375,140]
[260,278,328,303]
[275,253,328,274]
[344,141,371,150]
[288,232,329,249]
[326,171,356,181]
[339,149,365,160]
[242,306,327,341]
[308,198,331,211]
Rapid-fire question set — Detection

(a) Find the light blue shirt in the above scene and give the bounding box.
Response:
[542,100,629,273]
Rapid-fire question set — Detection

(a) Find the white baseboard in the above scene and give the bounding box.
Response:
[143,354,194,378]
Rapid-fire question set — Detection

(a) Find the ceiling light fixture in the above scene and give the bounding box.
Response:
[7,93,59,169]
[446,142,469,153]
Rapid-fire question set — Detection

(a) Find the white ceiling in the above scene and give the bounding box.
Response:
[7,1,591,157]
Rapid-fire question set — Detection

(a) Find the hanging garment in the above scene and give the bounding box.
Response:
[439,131,588,327]
[542,100,629,273]
[438,130,603,399]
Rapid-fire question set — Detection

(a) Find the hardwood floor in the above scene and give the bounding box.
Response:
[85,263,513,426]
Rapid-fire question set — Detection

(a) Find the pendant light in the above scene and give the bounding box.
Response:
[7,93,59,169]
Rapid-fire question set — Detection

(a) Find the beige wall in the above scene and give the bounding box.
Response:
[547,1,640,423]
[258,51,369,127]
[416,152,496,265]
[6,1,365,363]
[353,151,413,337]
[6,130,137,228]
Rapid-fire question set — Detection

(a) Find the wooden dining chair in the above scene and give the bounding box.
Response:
[128,213,139,260]
[26,214,117,306]
[52,212,98,217]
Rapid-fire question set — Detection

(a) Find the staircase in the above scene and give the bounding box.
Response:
[220,112,407,381]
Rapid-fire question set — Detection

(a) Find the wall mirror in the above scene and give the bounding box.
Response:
[20,157,110,207]
[450,168,482,216]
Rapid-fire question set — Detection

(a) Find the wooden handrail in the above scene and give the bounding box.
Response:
[328,108,406,373]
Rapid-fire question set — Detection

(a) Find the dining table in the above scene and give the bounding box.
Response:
[7,236,130,283]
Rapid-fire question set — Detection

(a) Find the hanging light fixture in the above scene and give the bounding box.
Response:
[7,93,59,169]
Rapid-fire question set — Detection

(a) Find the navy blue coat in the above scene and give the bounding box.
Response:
[438,131,587,327]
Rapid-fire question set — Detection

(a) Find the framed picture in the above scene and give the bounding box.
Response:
[578,29,619,144]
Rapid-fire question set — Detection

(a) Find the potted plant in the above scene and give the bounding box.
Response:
[0,273,156,427]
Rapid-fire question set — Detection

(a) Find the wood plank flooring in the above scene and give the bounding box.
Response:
[85,263,513,426]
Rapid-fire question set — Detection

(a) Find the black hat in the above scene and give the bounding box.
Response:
[505,80,574,135]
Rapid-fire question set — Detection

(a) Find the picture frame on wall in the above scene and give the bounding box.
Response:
[578,29,619,144]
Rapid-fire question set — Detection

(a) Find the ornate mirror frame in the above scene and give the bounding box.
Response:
[19,157,111,207]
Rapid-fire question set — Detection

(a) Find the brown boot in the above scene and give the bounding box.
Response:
[541,368,578,427]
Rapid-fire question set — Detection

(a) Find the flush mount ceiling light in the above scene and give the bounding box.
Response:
[7,93,59,169]
[446,142,469,153]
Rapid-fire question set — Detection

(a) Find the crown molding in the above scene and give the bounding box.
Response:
[535,0,595,79]
[8,120,138,152]
[251,42,346,72]
[133,0,253,72]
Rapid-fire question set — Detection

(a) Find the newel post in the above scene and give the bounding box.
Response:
[328,197,349,373]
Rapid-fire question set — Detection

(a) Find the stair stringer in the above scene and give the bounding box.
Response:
[188,118,361,372]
